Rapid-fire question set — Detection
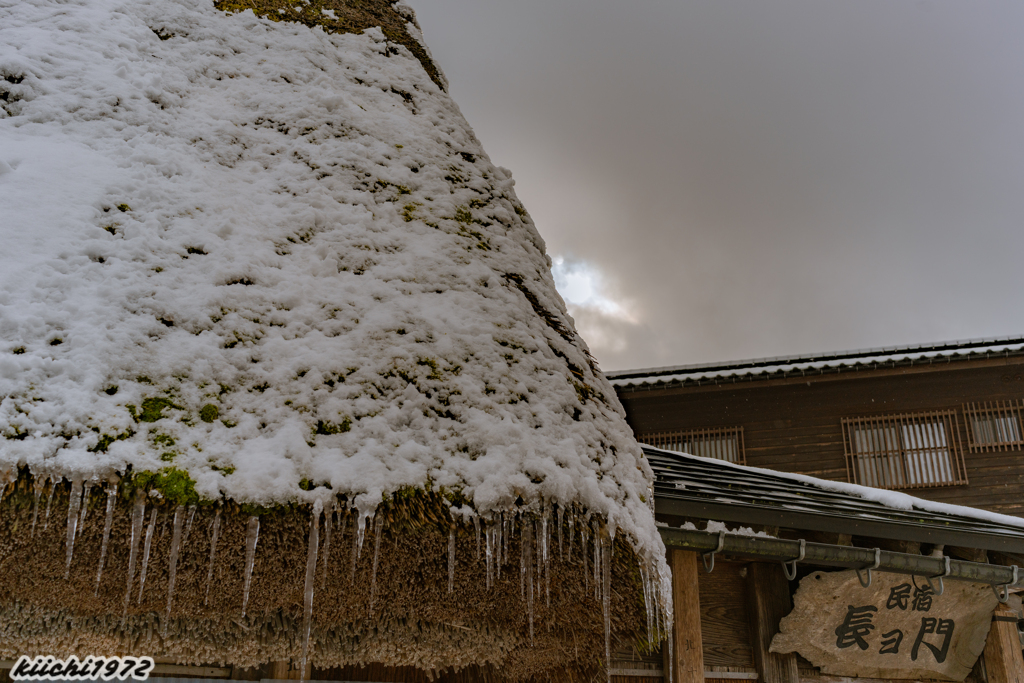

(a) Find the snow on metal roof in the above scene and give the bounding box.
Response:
[647,445,1024,553]
[608,336,1024,389]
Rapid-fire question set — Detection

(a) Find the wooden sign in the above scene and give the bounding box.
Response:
[770,569,998,681]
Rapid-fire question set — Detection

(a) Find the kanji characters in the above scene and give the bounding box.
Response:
[887,584,911,610]
[880,629,904,655]
[835,605,878,650]
[911,583,935,612]
[911,618,955,663]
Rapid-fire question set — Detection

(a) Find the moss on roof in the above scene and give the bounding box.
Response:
[213,0,445,89]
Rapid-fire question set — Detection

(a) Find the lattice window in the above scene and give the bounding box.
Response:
[963,400,1024,452]
[638,427,745,465]
[842,411,967,489]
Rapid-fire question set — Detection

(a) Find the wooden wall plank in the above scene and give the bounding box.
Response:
[698,562,754,669]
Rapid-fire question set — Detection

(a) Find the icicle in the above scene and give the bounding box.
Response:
[557,505,564,560]
[123,489,147,614]
[44,477,57,530]
[204,508,222,606]
[29,480,42,538]
[541,507,549,566]
[77,480,93,538]
[241,515,260,617]
[641,562,656,649]
[368,514,384,616]
[182,505,197,545]
[545,536,550,607]
[65,479,83,578]
[138,508,157,603]
[447,525,455,594]
[541,507,550,606]
[356,512,367,557]
[519,529,525,599]
[484,521,493,589]
[95,482,118,594]
[536,518,543,608]
[502,512,510,566]
[593,519,601,600]
[602,534,612,683]
[319,499,334,588]
[566,511,574,560]
[300,503,321,683]
[349,509,361,581]
[474,515,481,561]
[497,512,503,567]
[524,518,534,645]
[495,513,503,580]
[581,518,589,588]
[164,505,185,632]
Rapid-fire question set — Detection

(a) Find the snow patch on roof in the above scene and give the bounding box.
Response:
[609,337,1024,387]
[653,446,1024,530]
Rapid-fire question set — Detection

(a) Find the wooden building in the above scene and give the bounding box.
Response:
[606,337,1024,518]
[610,446,1024,683]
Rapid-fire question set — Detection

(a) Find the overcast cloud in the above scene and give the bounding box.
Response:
[413,0,1024,371]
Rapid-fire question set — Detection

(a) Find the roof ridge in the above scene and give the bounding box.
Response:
[608,335,1024,381]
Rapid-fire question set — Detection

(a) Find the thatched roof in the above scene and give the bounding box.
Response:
[0,0,671,676]
[0,484,650,680]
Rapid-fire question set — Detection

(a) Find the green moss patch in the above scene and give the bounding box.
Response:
[129,467,200,506]
[133,396,183,423]
[315,418,351,436]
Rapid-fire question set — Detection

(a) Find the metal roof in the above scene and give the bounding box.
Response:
[609,335,1024,389]
[646,445,1024,554]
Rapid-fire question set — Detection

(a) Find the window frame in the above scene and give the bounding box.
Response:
[962,400,1024,453]
[841,410,968,490]
[638,426,746,465]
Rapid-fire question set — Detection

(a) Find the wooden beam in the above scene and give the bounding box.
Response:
[669,548,704,683]
[745,562,799,683]
[947,545,988,563]
[991,551,1024,568]
[983,606,1024,683]
[265,660,310,681]
[852,536,921,556]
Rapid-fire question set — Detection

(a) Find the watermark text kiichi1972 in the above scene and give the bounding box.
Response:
[10,656,155,681]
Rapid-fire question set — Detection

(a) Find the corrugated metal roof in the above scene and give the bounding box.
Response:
[608,335,1024,389]
[646,445,1024,553]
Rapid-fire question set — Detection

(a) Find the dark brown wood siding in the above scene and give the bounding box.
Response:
[617,359,1024,517]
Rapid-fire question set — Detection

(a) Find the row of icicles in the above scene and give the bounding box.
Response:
[0,475,671,683]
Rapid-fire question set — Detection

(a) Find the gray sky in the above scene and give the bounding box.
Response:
[413,0,1024,371]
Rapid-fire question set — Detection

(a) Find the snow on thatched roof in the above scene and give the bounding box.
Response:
[0,0,664,570]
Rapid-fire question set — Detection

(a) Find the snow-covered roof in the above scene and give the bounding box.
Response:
[647,446,1024,553]
[608,336,1024,389]
[0,0,660,558]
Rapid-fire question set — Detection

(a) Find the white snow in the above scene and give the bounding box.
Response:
[608,341,1024,387]
[676,519,776,538]
[0,0,666,571]
[653,446,1024,530]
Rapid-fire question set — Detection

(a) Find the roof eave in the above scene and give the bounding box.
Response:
[654,495,1024,554]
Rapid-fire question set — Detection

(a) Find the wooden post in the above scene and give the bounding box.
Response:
[669,548,704,683]
[745,562,799,683]
[984,606,1024,683]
